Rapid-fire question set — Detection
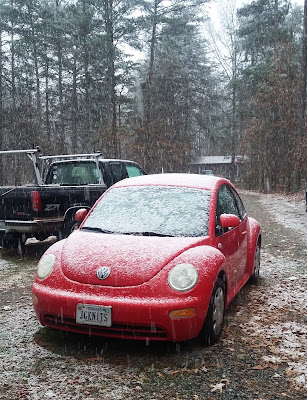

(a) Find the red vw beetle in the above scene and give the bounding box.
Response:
[32,173,261,345]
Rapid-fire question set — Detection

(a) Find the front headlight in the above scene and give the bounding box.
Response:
[168,263,198,292]
[37,253,56,279]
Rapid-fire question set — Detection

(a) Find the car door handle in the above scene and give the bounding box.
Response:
[241,231,247,236]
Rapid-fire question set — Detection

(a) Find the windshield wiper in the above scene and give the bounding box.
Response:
[81,227,174,237]
[122,231,174,237]
[81,227,116,234]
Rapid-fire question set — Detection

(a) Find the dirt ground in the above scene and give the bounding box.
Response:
[0,191,306,400]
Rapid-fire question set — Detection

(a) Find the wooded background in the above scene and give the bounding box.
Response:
[0,0,306,192]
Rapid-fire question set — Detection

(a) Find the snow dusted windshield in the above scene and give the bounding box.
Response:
[82,186,211,237]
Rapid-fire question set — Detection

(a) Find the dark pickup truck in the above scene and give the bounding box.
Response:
[0,149,145,249]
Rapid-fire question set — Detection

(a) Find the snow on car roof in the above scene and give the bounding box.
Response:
[113,173,227,190]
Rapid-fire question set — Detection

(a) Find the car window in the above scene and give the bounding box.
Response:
[99,162,112,186]
[82,186,211,237]
[125,164,145,177]
[216,184,240,218]
[110,163,128,183]
[230,187,246,220]
[215,184,242,236]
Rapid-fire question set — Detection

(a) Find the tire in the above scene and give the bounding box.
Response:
[0,238,19,250]
[249,241,261,284]
[59,214,80,239]
[200,277,225,346]
[0,235,26,251]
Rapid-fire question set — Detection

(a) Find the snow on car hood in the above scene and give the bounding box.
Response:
[61,230,209,286]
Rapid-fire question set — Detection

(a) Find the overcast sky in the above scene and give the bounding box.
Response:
[207,0,304,32]
[208,0,304,17]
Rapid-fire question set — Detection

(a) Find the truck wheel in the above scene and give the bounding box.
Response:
[0,235,26,250]
[59,215,80,239]
[1,238,18,250]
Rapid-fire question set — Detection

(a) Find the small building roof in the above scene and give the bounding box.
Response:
[191,155,248,165]
[191,156,232,165]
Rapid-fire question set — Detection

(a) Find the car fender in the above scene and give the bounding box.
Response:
[167,244,227,291]
[246,217,261,275]
[33,239,66,282]
[164,244,228,323]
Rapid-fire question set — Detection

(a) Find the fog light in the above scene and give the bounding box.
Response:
[169,308,196,319]
[32,293,38,306]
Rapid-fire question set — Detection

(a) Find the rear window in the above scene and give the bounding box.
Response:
[45,161,100,185]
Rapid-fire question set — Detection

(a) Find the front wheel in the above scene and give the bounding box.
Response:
[249,241,261,284]
[199,277,225,346]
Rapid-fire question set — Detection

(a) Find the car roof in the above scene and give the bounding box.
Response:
[113,173,230,190]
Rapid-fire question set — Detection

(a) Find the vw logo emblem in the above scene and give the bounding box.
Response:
[96,266,111,280]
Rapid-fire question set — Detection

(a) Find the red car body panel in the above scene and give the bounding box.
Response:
[32,173,261,342]
[61,232,209,286]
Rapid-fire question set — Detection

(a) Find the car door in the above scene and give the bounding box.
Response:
[213,184,248,299]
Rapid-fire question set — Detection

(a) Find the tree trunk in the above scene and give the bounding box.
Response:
[144,0,159,171]
[44,59,51,150]
[295,0,307,190]
[56,0,65,154]
[10,0,16,111]
[27,4,42,131]
[0,28,3,183]
[104,0,118,158]
[71,51,78,153]
[301,0,307,130]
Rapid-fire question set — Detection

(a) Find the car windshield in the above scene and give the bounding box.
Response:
[82,186,211,237]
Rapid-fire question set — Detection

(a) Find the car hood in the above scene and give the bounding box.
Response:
[61,230,209,286]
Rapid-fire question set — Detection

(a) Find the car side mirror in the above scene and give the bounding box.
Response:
[75,208,88,222]
[219,213,240,228]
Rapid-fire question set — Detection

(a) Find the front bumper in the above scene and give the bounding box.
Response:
[32,282,209,342]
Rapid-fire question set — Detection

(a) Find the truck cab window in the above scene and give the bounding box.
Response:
[110,163,128,184]
[126,164,145,177]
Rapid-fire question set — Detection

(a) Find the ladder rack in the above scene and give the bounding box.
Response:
[0,148,42,185]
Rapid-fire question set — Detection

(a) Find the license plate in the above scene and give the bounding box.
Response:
[76,304,112,327]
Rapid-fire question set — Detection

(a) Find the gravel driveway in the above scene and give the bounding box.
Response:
[0,191,306,400]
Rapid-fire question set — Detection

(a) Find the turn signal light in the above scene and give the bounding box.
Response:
[169,308,196,319]
[32,293,38,306]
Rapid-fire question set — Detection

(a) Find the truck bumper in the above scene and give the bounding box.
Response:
[0,218,63,235]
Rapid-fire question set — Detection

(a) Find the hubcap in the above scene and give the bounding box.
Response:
[212,287,224,335]
[254,245,260,278]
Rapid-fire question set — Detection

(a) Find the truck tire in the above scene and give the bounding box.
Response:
[0,235,26,250]
[59,214,80,239]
